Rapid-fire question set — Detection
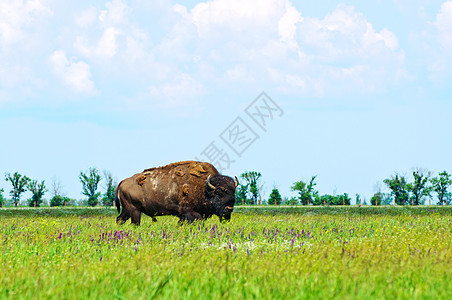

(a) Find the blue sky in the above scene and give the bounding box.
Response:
[1,0,451,204]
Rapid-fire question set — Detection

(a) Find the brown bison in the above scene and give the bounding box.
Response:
[115,161,238,225]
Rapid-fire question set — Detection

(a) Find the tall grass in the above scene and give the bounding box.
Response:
[0,207,450,299]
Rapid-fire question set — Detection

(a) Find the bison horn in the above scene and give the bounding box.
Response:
[206,175,215,190]
[234,176,239,188]
[225,206,234,212]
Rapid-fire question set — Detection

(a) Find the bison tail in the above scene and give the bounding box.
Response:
[115,185,121,214]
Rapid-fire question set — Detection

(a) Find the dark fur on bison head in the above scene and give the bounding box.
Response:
[205,174,238,222]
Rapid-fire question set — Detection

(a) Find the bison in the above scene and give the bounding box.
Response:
[115,161,238,225]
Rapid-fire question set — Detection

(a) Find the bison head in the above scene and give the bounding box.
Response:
[205,174,238,222]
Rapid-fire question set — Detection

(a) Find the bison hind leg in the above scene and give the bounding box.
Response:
[152,217,157,222]
[116,213,130,225]
[130,210,142,226]
[116,207,133,225]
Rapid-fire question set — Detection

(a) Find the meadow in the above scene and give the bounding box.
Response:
[0,206,450,299]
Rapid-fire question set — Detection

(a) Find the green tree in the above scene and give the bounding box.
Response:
[446,192,452,205]
[5,172,30,207]
[337,193,351,205]
[50,195,72,207]
[313,194,323,205]
[50,176,63,198]
[50,195,64,207]
[372,182,383,206]
[268,188,282,205]
[355,194,360,205]
[430,171,452,205]
[291,175,317,205]
[282,196,298,205]
[0,188,5,206]
[383,174,409,205]
[312,193,351,206]
[407,169,431,205]
[381,193,393,205]
[235,183,248,205]
[28,180,47,207]
[314,194,335,205]
[240,171,262,205]
[292,180,307,204]
[282,197,289,205]
[370,192,382,206]
[50,177,65,206]
[79,168,102,207]
[101,170,116,206]
[372,184,393,206]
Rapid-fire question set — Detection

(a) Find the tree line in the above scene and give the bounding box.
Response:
[378,169,451,206]
[234,172,352,206]
[235,169,452,206]
[0,168,116,207]
[1,168,451,207]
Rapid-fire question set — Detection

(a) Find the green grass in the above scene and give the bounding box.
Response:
[0,207,450,299]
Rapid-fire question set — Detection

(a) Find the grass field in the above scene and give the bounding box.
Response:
[0,206,450,299]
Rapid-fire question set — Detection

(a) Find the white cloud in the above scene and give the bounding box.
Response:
[187,0,303,52]
[75,6,97,27]
[377,28,399,51]
[434,1,452,48]
[99,0,130,25]
[297,4,400,59]
[415,1,452,85]
[162,0,302,66]
[0,1,54,103]
[125,35,147,62]
[190,0,281,37]
[75,0,129,28]
[162,1,404,96]
[0,0,406,110]
[74,0,132,60]
[49,50,95,93]
[75,27,120,59]
[278,1,303,47]
[0,0,53,45]
[97,27,120,58]
[173,4,188,18]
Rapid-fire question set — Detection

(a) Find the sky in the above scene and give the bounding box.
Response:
[1,0,452,204]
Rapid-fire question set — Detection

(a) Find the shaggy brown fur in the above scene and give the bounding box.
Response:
[135,174,147,186]
[115,161,237,225]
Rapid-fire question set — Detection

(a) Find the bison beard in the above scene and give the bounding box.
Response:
[115,161,238,225]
